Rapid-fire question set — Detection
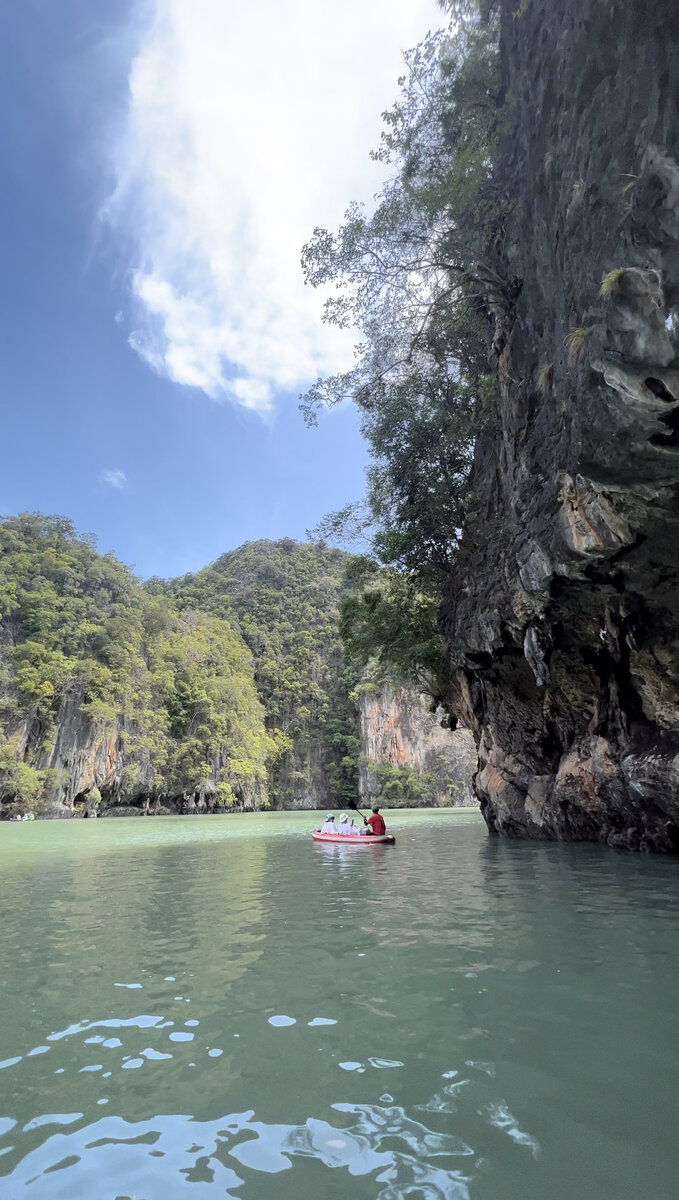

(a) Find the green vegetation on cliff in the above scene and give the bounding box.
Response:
[164,539,361,808]
[302,1,502,694]
[0,514,273,815]
[0,518,363,815]
[0,518,471,817]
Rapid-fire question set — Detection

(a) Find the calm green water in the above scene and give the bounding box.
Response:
[0,809,677,1199]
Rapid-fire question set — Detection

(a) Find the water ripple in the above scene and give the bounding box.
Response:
[0,812,676,1198]
[1,1102,479,1198]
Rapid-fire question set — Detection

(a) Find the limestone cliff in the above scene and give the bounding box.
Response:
[359,684,476,806]
[10,692,267,819]
[444,0,679,849]
[0,514,272,819]
[16,693,125,817]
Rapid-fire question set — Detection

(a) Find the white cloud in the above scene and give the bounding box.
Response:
[106,0,439,413]
[100,468,128,489]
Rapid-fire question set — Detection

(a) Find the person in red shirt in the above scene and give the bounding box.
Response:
[364,806,386,836]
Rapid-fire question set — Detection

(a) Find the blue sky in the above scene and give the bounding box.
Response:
[1,0,437,579]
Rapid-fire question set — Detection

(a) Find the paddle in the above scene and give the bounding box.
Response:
[347,799,368,821]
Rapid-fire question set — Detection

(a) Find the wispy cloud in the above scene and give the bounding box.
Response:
[100,468,128,490]
[106,0,438,413]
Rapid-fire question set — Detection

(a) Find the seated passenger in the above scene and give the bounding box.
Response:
[337,812,352,835]
[348,819,361,835]
[320,813,337,834]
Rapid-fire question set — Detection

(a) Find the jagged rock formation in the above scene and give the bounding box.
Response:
[444,0,679,849]
[359,683,476,806]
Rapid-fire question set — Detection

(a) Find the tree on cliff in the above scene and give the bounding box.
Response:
[302,2,502,688]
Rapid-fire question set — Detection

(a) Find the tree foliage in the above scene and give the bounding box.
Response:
[166,539,362,807]
[340,559,448,698]
[364,761,434,807]
[301,5,502,688]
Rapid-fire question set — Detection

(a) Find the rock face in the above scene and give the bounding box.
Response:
[12,695,265,819]
[443,0,679,849]
[359,684,477,806]
[14,695,124,817]
[20,684,476,818]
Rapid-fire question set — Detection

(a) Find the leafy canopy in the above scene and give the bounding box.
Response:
[302,4,502,688]
[163,539,363,807]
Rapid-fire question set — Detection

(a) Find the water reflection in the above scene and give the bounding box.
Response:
[2,1094,480,1199]
[0,812,677,1200]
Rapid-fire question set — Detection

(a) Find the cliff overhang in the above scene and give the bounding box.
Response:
[443,0,679,850]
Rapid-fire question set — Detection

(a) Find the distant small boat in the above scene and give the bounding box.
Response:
[311,831,395,845]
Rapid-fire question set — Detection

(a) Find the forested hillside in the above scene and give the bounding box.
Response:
[0,517,476,817]
[165,540,361,808]
[0,514,274,816]
[0,520,363,814]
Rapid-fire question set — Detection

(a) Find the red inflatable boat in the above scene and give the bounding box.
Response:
[311,830,395,845]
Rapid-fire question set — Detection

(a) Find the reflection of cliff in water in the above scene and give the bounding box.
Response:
[475,834,679,980]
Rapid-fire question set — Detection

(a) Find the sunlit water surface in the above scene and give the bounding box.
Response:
[0,809,677,1199]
